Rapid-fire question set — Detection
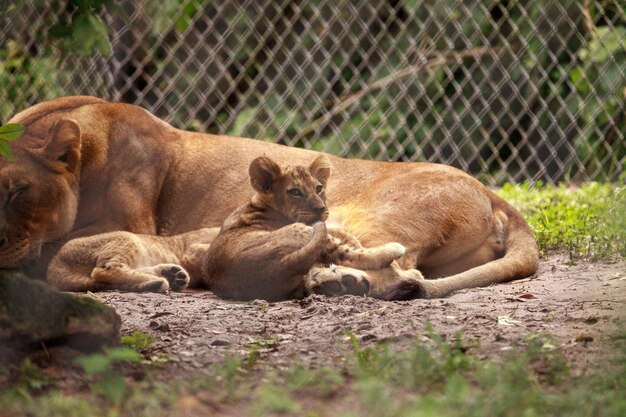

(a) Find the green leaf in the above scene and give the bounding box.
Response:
[72,14,97,53]
[104,0,130,23]
[94,36,111,56]
[0,123,25,141]
[49,24,73,39]
[71,13,110,56]
[100,372,127,404]
[105,347,142,362]
[76,353,111,375]
[0,140,13,161]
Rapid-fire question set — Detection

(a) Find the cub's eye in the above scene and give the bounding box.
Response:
[7,185,29,205]
[315,185,323,194]
[287,188,303,197]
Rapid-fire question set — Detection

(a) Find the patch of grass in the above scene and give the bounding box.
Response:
[497,182,626,260]
[252,383,301,416]
[76,347,142,405]
[344,329,624,417]
[0,392,98,417]
[284,364,344,398]
[2,329,625,417]
[121,331,155,352]
[13,358,52,395]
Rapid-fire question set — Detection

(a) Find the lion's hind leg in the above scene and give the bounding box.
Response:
[47,255,100,292]
[137,264,190,291]
[48,252,169,293]
[91,262,170,293]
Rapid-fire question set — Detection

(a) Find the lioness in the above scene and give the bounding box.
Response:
[48,228,218,293]
[0,96,539,299]
[204,155,408,301]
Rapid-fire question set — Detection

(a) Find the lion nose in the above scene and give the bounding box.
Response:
[312,206,326,216]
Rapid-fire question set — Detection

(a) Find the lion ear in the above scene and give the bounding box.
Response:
[44,119,81,174]
[309,154,331,186]
[249,156,281,193]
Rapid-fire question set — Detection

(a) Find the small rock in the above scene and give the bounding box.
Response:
[211,339,231,347]
[575,335,594,344]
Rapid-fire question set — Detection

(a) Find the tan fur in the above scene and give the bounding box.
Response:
[48,228,218,292]
[203,156,406,301]
[1,96,539,299]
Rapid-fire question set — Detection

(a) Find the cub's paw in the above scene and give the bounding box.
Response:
[374,242,406,266]
[306,265,370,297]
[382,242,406,259]
[156,264,190,291]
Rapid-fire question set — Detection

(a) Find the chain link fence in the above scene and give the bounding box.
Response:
[1,0,625,183]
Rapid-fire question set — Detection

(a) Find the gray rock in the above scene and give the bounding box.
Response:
[0,273,121,365]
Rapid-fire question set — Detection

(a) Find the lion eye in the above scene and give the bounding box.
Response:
[315,185,323,194]
[287,188,303,197]
[7,185,29,205]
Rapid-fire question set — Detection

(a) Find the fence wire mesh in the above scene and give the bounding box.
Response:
[1,0,625,183]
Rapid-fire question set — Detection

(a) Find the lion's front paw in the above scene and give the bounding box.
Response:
[306,265,370,297]
[156,264,190,291]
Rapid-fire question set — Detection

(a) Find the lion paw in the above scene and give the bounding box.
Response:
[306,265,370,297]
[142,278,170,293]
[156,264,190,291]
[383,242,406,259]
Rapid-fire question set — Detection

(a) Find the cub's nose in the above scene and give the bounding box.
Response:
[312,206,326,215]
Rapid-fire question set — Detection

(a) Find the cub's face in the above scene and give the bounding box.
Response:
[0,119,81,269]
[249,155,331,225]
[273,165,328,224]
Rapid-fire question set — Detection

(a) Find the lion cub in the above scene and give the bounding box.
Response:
[202,155,405,301]
[48,228,218,293]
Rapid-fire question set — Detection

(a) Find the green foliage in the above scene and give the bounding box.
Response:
[0,41,67,121]
[12,359,52,395]
[498,182,626,260]
[0,123,25,161]
[252,384,301,416]
[48,0,125,57]
[211,0,624,181]
[283,364,344,398]
[2,329,626,417]
[120,331,155,352]
[76,347,142,405]
[348,329,475,391]
[2,1,624,182]
[0,0,121,122]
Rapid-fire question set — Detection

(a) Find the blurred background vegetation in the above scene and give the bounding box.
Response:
[0,0,624,183]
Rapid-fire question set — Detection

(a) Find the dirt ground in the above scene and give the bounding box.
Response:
[93,254,626,378]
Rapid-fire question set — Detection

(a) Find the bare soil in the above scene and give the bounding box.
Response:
[96,254,626,378]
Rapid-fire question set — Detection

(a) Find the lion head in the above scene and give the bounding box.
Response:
[248,154,331,225]
[0,119,81,269]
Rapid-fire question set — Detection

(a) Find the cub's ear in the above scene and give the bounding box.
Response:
[309,154,331,186]
[44,119,81,174]
[249,156,281,193]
